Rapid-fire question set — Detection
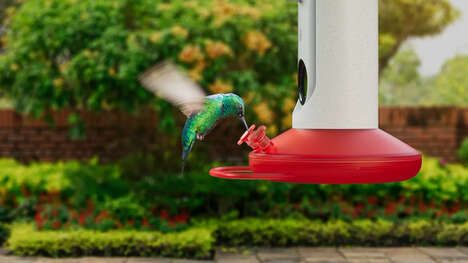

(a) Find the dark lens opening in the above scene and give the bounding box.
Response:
[298,59,308,105]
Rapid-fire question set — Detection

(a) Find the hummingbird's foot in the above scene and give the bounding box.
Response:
[196,133,205,140]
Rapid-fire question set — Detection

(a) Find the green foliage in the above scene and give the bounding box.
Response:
[381,48,421,86]
[6,219,468,258]
[380,47,428,105]
[458,138,468,165]
[7,223,214,259]
[0,156,467,229]
[379,0,459,72]
[0,0,297,135]
[433,56,468,106]
[138,156,468,220]
[380,49,468,106]
[0,158,127,209]
[0,223,10,245]
[0,0,16,31]
[0,0,459,134]
[215,219,468,247]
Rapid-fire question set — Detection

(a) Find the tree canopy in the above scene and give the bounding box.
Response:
[379,0,459,72]
[0,0,461,125]
[433,55,468,106]
[380,49,468,107]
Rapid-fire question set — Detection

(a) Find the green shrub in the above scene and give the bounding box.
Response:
[132,156,468,221]
[7,223,214,259]
[7,219,468,258]
[0,0,297,136]
[0,223,10,245]
[458,138,468,165]
[1,156,468,228]
[215,218,468,247]
[0,158,126,208]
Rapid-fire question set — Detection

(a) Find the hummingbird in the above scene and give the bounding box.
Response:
[139,61,248,165]
[181,93,247,160]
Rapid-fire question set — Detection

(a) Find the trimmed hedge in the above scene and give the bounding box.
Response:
[0,223,10,245]
[215,219,468,247]
[6,219,468,258]
[7,224,214,259]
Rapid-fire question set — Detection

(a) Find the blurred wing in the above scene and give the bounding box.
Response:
[139,61,206,116]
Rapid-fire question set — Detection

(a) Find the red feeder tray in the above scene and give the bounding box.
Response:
[210,127,422,184]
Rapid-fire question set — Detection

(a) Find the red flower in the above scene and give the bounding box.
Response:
[85,200,95,214]
[159,209,169,219]
[398,195,406,204]
[95,210,110,223]
[115,220,123,229]
[418,202,427,213]
[353,203,365,218]
[173,212,189,223]
[51,209,59,217]
[52,221,61,229]
[366,211,376,218]
[34,212,44,229]
[168,221,175,227]
[142,217,150,227]
[385,202,397,215]
[450,202,460,214]
[367,196,378,205]
[78,212,87,225]
[404,206,413,215]
[20,186,30,197]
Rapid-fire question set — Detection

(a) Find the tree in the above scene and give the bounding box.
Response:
[379,0,459,73]
[0,0,297,136]
[433,55,468,106]
[0,0,460,126]
[0,0,16,51]
[379,47,434,105]
[0,0,15,23]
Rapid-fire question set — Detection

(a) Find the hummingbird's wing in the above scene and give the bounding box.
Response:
[139,61,206,117]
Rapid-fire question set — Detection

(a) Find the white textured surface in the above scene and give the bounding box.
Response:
[293,0,379,129]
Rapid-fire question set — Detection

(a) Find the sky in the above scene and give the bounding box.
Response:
[409,0,468,76]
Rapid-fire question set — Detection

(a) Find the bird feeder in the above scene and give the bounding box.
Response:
[210,0,422,184]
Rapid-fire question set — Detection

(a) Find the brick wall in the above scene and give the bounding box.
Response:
[0,109,162,162]
[379,107,467,162]
[0,107,466,163]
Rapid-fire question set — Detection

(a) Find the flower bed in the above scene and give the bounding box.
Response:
[0,156,467,232]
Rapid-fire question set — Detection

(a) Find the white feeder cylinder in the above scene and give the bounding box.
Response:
[292,0,379,129]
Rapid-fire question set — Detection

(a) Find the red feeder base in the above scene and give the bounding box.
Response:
[210,129,422,184]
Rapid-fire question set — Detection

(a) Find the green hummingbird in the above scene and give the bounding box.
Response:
[181,93,248,160]
[139,61,248,164]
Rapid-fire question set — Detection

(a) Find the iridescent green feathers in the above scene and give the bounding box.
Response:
[138,62,247,163]
[181,93,246,160]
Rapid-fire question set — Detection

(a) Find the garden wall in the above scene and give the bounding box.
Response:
[0,109,161,162]
[379,107,467,162]
[0,107,465,163]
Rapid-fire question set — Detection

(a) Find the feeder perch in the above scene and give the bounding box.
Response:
[210,0,422,184]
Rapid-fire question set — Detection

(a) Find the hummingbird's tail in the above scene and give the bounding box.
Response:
[180,159,185,177]
[180,150,189,176]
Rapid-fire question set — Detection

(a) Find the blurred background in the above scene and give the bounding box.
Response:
[0,0,466,256]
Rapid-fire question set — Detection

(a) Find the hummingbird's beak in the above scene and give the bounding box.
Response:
[240,116,248,130]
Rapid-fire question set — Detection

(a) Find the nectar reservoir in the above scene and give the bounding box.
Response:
[210,0,422,184]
